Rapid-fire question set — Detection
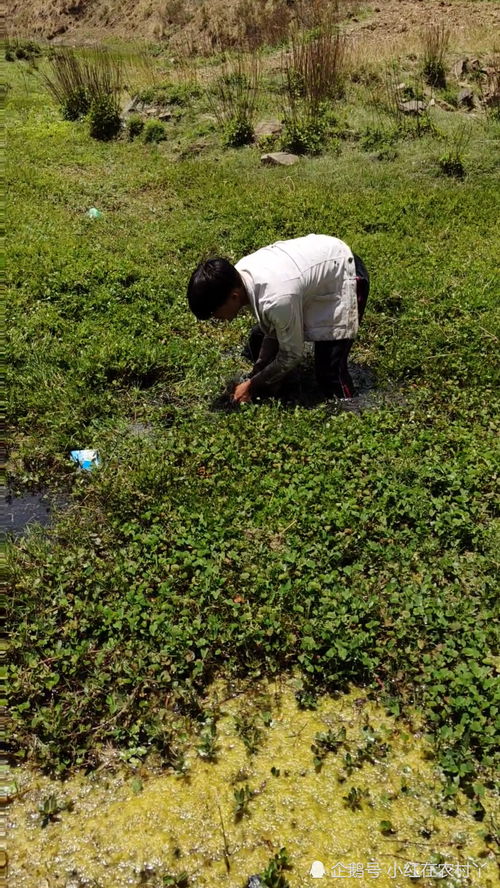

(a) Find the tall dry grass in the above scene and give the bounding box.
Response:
[41,47,124,120]
[207,51,260,146]
[420,22,450,87]
[286,24,348,108]
[278,2,349,154]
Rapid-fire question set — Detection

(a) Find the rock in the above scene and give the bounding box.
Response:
[254,118,282,137]
[121,95,142,115]
[144,105,173,119]
[458,88,475,109]
[177,138,210,159]
[261,152,299,166]
[453,58,468,79]
[433,97,456,111]
[397,100,426,115]
[246,878,263,888]
[484,91,500,110]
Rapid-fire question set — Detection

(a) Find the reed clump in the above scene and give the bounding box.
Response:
[42,47,123,124]
[420,22,450,88]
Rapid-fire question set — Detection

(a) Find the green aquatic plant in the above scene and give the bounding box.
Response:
[341,724,390,776]
[260,847,292,888]
[38,793,73,827]
[235,713,264,757]
[343,786,370,811]
[311,726,346,770]
[197,716,218,761]
[233,783,254,821]
[162,873,189,887]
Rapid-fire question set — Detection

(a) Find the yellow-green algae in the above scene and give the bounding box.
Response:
[9,681,498,888]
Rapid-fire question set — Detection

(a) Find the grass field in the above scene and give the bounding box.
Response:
[6,32,499,847]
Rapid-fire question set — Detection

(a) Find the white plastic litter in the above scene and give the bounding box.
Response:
[70,449,101,470]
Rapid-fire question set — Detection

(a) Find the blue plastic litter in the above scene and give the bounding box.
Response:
[70,450,101,471]
[86,207,103,219]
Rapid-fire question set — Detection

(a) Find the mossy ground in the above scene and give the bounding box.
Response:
[9,681,499,888]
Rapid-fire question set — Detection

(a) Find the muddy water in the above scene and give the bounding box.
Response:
[3,490,53,536]
[9,682,497,888]
[3,488,68,537]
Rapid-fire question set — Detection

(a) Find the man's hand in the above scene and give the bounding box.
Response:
[232,379,252,404]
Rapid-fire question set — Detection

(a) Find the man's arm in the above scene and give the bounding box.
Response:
[249,335,279,379]
[248,297,303,396]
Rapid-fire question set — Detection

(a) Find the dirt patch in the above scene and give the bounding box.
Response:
[6,0,500,57]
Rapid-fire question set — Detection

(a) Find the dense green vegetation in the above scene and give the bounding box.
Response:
[6,42,499,817]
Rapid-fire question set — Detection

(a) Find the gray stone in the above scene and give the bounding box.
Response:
[261,152,299,166]
[254,118,282,137]
[458,88,475,109]
[433,97,456,112]
[397,100,426,115]
[246,878,263,888]
[453,58,468,79]
[483,90,500,111]
[121,95,143,115]
[177,138,210,159]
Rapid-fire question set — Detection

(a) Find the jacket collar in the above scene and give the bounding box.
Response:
[238,269,261,323]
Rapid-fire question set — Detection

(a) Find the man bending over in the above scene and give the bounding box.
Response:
[187,234,369,404]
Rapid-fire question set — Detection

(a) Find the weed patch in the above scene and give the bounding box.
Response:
[89,94,122,141]
[143,119,167,143]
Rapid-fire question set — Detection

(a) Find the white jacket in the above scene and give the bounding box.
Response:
[235,234,358,387]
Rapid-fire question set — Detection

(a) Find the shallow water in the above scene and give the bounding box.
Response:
[211,355,384,414]
[3,489,56,537]
[9,681,498,888]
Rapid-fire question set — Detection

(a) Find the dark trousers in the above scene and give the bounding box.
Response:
[246,254,370,399]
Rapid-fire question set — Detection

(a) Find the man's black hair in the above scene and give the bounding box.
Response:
[187,257,242,320]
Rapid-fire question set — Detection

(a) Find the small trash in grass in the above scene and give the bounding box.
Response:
[70,449,101,470]
[246,877,263,888]
[86,207,103,219]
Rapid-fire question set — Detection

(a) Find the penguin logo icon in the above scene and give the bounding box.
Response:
[309,860,326,878]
